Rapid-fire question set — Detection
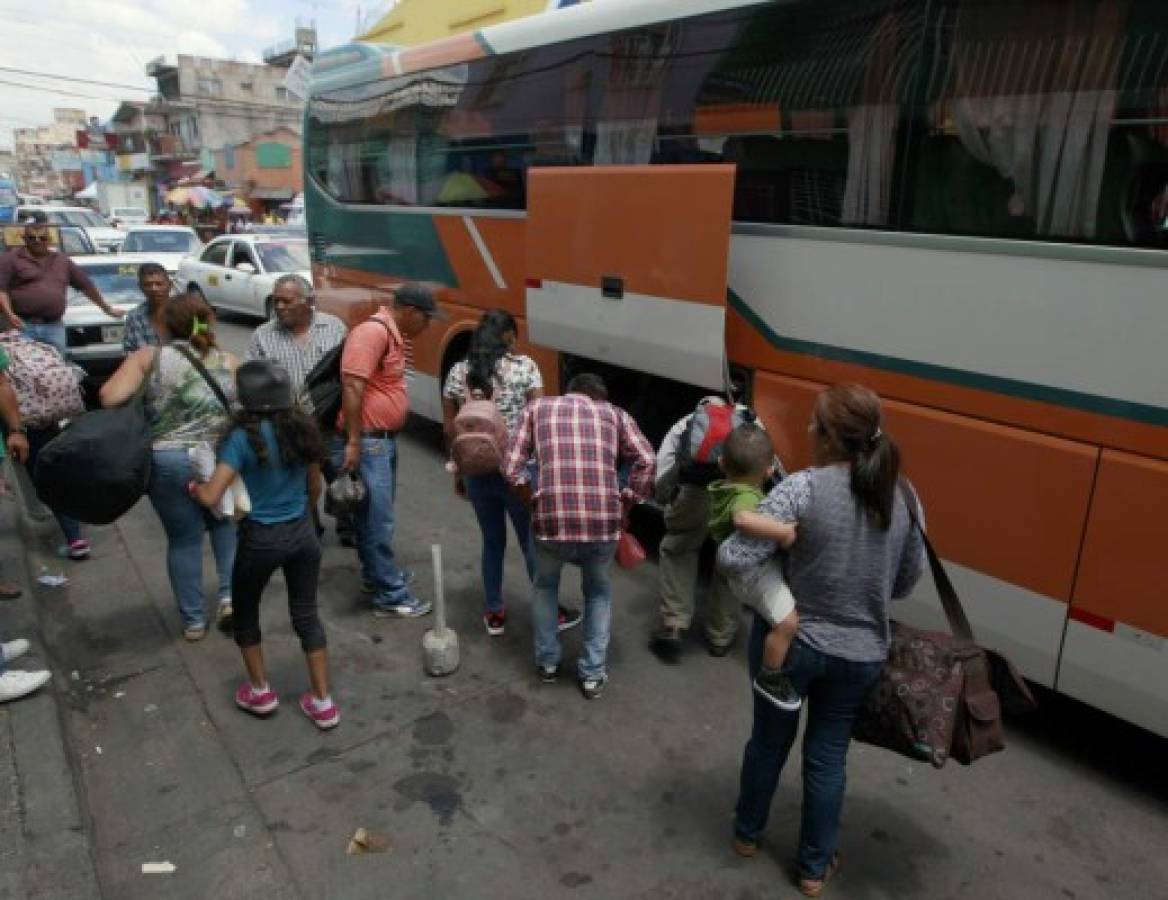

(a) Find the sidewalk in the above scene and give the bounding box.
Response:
[3,429,1165,899]
[0,480,100,900]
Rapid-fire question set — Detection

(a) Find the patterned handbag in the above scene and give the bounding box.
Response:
[0,332,85,428]
[852,485,1035,768]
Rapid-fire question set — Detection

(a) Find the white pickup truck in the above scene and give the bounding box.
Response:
[177,234,312,319]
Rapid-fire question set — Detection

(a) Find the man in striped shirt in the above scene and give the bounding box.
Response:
[503,373,655,699]
[245,275,346,392]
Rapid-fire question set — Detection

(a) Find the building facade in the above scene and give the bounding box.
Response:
[214,126,304,214]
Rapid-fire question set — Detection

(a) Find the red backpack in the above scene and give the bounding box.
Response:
[677,398,755,485]
[450,390,510,477]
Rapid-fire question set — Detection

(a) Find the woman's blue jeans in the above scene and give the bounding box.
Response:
[147,448,236,628]
[465,472,535,614]
[734,614,882,879]
[26,426,82,544]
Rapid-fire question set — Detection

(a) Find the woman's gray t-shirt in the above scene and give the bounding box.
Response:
[717,464,926,663]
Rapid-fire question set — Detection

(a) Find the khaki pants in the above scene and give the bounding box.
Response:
[657,485,740,648]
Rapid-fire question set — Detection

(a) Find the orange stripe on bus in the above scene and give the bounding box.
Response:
[397,34,484,74]
[751,371,1099,603]
[1072,451,1168,639]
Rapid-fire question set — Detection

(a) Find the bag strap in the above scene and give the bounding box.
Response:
[898,480,975,644]
[173,343,231,413]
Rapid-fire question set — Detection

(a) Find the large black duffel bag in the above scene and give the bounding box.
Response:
[34,366,154,525]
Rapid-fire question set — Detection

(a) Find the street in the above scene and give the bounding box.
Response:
[0,310,1163,899]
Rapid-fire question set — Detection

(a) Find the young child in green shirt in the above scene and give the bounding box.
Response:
[708,423,802,710]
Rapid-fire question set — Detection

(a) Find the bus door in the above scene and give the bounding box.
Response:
[525,164,735,391]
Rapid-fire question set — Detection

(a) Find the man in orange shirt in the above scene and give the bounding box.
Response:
[335,283,443,617]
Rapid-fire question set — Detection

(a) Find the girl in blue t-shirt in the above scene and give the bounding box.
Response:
[191,360,338,730]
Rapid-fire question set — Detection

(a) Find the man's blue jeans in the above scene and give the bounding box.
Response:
[734,614,883,879]
[22,321,67,355]
[331,435,409,607]
[465,472,535,614]
[532,539,617,680]
[147,448,236,628]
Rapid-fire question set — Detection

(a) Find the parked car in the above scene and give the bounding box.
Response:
[109,206,150,230]
[119,225,202,275]
[178,234,312,319]
[64,255,159,380]
[15,205,123,253]
[0,224,96,256]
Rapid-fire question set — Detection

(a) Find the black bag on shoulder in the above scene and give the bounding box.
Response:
[301,319,392,431]
[34,352,158,524]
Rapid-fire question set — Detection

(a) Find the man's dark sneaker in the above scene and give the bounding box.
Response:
[649,623,683,663]
[556,606,582,633]
[705,634,732,658]
[753,667,803,711]
[484,609,505,636]
[579,674,608,700]
[537,663,560,684]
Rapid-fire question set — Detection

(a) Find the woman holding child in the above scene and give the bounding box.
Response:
[718,383,926,897]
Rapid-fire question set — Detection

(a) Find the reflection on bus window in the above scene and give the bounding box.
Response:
[906,0,1168,247]
[306,0,1168,249]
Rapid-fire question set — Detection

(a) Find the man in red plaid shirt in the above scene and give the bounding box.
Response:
[503,373,655,699]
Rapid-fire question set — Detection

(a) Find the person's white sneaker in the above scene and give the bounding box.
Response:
[0,669,51,703]
[1,638,30,663]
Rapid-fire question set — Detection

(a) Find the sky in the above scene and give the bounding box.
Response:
[0,0,395,149]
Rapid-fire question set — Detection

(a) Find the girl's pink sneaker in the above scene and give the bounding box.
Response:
[235,683,279,716]
[299,693,340,730]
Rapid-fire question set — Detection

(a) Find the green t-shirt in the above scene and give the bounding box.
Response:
[708,479,766,543]
[0,346,10,461]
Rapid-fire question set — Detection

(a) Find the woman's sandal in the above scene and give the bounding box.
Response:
[797,852,840,897]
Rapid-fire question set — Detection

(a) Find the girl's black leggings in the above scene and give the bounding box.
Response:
[231,515,326,652]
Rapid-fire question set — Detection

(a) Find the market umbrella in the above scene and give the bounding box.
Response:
[187,186,225,209]
[166,186,191,204]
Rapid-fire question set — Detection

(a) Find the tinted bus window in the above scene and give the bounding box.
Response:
[903,0,1168,246]
[307,40,595,210]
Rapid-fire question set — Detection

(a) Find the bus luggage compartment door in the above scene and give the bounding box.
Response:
[525,164,734,391]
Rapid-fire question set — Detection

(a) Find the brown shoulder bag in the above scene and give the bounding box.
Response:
[852,484,1036,767]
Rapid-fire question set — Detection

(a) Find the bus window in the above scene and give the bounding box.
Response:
[307,41,594,210]
[588,0,926,228]
[903,0,1168,247]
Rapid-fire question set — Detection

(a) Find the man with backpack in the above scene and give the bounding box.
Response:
[650,396,760,662]
[247,275,346,392]
[332,282,443,617]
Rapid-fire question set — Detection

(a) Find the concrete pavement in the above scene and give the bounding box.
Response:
[2,413,1166,899]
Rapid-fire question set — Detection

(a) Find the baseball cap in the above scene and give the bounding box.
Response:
[393,282,447,319]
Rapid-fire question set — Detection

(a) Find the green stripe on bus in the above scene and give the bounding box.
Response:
[473,31,496,56]
[727,290,1168,428]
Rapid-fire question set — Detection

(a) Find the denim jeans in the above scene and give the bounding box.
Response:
[147,448,236,628]
[532,539,617,680]
[466,472,535,614]
[22,320,67,355]
[331,435,409,606]
[734,614,883,879]
[25,426,82,544]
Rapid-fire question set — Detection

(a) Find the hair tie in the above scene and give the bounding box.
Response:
[190,317,209,339]
[870,427,883,446]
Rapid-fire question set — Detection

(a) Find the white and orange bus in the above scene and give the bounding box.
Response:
[304,0,1168,737]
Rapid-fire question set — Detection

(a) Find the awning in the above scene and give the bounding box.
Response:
[250,187,296,200]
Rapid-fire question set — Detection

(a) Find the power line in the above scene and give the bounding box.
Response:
[0,77,124,103]
[0,65,152,93]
